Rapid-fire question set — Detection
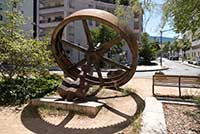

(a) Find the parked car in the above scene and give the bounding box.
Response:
[188,60,193,64]
[196,57,200,65]
[169,56,179,60]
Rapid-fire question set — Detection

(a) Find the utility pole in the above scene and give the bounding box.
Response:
[160,30,163,66]
[160,28,174,67]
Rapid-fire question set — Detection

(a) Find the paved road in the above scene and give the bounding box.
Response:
[134,58,200,79]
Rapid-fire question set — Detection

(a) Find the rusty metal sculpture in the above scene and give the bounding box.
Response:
[51,9,138,101]
[57,63,90,101]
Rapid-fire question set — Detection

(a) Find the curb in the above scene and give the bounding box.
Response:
[136,66,169,72]
[182,62,200,69]
[156,97,200,106]
[141,97,167,134]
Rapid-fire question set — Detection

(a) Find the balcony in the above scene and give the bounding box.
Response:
[39,7,64,14]
[95,0,129,5]
[39,4,64,10]
[39,21,61,28]
[39,0,64,8]
[40,16,63,23]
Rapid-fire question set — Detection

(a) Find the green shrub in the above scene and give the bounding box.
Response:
[0,74,61,105]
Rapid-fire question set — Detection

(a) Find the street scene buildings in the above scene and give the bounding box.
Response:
[186,39,200,63]
[0,0,199,134]
[37,0,143,64]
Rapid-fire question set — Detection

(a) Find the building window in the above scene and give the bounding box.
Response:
[54,16,63,22]
[68,12,73,15]
[96,21,100,26]
[88,4,93,8]
[134,21,140,30]
[96,5,104,10]
[0,3,2,10]
[107,8,114,14]
[88,19,93,26]
[69,0,74,8]
[13,2,17,8]
[48,18,51,22]
[134,13,140,19]
[0,15,3,21]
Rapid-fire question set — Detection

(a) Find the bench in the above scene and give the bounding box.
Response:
[152,74,200,97]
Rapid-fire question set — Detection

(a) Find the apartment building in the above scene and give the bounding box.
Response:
[37,0,143,64]
[186,40,200,62]
[0,0,37,37]
[185,31,200,63]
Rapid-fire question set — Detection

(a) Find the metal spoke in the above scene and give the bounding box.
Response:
[95,64,104,85]
[102,57,130,71]
[82,20,94,50]
[98,35,122,55]
[61,40,87,53]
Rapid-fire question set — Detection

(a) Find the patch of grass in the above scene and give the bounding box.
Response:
[122,113,142,134]
[119,87,137,96]
[86,85,101,96]
[0,74,62,105]
[121,88,132,95]
[38,105,69,117]
[193,96,200,105]
[131,114,142,134]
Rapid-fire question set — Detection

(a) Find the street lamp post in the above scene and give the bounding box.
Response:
[160,30,163,66]
[160,28,174,67]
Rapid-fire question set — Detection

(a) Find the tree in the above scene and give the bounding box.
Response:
[162,41,171,58]
[162,0,200,39]
[139,32,159,64]
[91,24,124,61]
[172,39,182,58]
[0,0,53,80]
[169,37,191,59]
[179,37,192,59]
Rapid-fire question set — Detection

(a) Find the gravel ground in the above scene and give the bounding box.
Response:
[163,103,200,134]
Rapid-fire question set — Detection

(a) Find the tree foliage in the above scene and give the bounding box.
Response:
[91,24,124,57]
[0,0,53,80]
[162,41,170,52]
[139,32,160,64]
[162,37,191,59]
[114,0,154,27]
[0,74,61,105]
[176,37,191,59]
[162,0,200,38]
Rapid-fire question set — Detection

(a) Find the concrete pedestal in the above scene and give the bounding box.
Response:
[30,96,103,118]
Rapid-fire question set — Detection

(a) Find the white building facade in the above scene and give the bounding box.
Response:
[37,0,143,64]
[186,40,200,63]
[0,0,35,37]
[185,31,200,64]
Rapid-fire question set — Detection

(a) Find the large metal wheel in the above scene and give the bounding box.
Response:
[51,9,138,88]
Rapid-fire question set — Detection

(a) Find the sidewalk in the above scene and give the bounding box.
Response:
[141,97,167,134]
[136,65,168,72]
[172,59,200,69]
[49,64,168,75]
[181,61,200,69]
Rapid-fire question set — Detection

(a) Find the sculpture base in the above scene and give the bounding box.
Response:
[30,96,103,118]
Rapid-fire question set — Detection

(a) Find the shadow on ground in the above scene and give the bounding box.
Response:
[21,90,145,134]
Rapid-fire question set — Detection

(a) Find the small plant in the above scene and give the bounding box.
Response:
[131,114,142,134]
[0,74,62,105]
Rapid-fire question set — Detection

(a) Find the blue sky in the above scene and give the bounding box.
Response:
[143,0,176,38]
